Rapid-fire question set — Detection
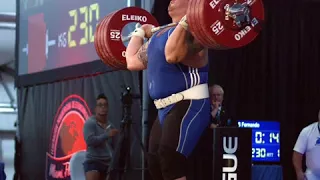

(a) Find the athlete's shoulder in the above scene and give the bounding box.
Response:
[166,26,176,35]
[300,122,317,137]
[304,122,318,132]
[155,26,176,37]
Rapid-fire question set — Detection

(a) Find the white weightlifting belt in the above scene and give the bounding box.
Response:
[154,83,209,109]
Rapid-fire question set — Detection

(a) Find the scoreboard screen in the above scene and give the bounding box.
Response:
[17,0,135,86]
[238,120,280,162]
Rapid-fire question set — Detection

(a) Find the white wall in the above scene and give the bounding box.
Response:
[0,73,17,131]
[0,73,16,103]
[0,73,16,180]
[0,29,15,66]
[141,0,154,11]
[0,1,17,179]
[0,0,16,66]
[0,0,15,13]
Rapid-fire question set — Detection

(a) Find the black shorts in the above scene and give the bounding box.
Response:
[83,161,109,174]
[148,99,210,179]
[150,99,211,156]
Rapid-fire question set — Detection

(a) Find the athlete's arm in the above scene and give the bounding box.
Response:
[126,36,149,71]
[165,24,207,68]
[182,47,208,68]
[292,128,308,179]
[292,151,305,178]
[126,24,154,71]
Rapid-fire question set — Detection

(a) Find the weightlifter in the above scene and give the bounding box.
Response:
[125,0,210,179]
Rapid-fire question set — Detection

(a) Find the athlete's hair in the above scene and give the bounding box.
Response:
[96,93,108,101]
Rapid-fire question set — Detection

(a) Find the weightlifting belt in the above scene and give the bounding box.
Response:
[154,83,209,109]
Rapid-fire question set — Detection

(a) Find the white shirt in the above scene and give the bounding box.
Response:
[293,122,320,180]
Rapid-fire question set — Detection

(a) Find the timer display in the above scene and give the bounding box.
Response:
[238,120,280,162]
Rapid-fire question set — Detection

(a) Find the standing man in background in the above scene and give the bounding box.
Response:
[209,84,236,128]
[83,94,119,180]
[293,109,320,180]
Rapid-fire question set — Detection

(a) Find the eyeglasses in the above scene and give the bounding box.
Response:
[97,104,108,108]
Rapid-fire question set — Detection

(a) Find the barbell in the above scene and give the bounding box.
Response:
[94,0,265,69]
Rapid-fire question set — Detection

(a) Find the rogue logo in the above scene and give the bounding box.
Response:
[222,136,238,180]
[45,95,91,180]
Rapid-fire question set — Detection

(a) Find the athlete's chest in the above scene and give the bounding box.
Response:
[148,27,174,49]
[147,33,170,67]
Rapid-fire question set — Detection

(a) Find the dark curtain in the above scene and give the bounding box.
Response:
[149,0,320,180]
[209,1,320,180]
[17,71,142,180]
[151,0,171,26]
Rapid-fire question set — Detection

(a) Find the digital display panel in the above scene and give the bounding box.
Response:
[18,0,134,77]
[238,120,280,162]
